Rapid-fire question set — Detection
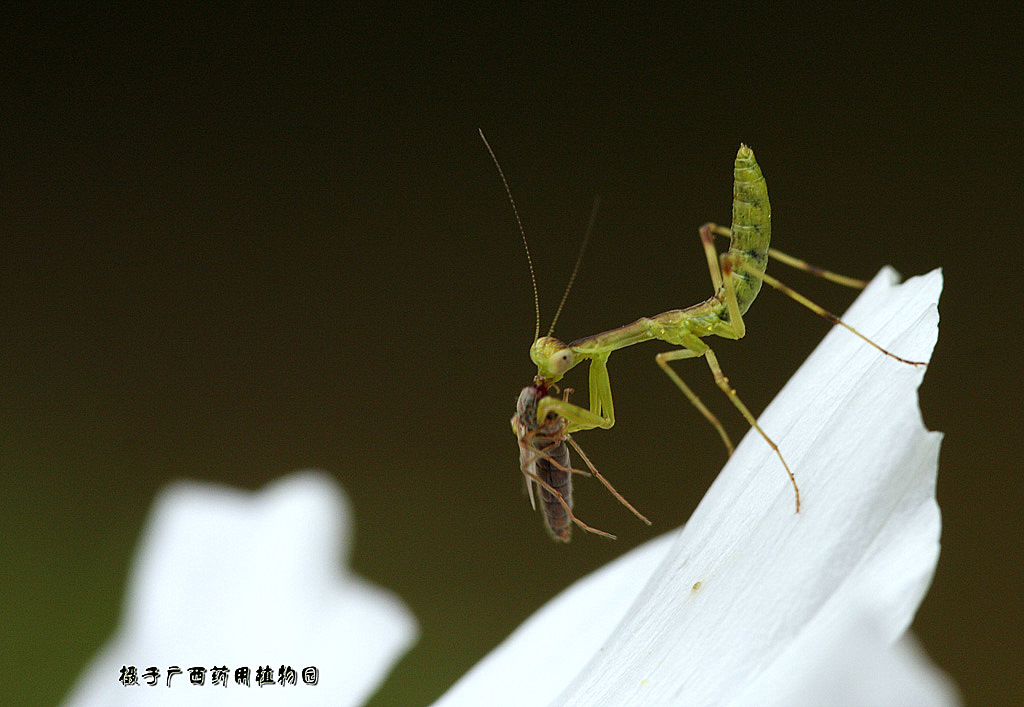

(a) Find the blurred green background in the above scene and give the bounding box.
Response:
[2,6,1020,705]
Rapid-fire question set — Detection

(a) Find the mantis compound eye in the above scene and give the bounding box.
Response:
[550,348,574,375]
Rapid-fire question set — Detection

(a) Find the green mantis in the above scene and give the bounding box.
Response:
[485,133,926,539]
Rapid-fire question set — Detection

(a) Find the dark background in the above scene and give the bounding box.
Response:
[2,6,1020,706]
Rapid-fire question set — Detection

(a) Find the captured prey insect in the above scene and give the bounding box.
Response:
[515,383,575,541]
[514,382,650,542]
[484,133,926,539]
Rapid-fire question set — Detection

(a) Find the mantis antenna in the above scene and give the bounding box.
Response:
[547,195,598,338]
[479,129,541,341]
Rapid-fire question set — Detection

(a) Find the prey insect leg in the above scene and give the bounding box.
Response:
[516,444,617,540]
[563,436,651,525]
[520,414,650,529]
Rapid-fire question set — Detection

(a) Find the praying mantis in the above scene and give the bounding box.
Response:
[483,132,926,541]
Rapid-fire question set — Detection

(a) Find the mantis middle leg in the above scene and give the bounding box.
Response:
[657,254,801,511]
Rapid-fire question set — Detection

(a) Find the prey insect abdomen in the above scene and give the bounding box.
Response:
[536,437,572,542]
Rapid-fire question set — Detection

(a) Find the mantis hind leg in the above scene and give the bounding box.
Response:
[717,258,801,510]
[729,259,927,367]
[707,223,868,289]
[711,222,927,364]
[699,223,724,292]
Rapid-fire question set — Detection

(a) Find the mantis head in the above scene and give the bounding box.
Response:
[530,336,577,383]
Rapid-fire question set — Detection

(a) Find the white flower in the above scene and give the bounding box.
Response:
[435,268,958,706]
[62,472,416,707]
[64,268,956,706]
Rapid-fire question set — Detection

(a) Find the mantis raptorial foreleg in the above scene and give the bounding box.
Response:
[536,354,615,433]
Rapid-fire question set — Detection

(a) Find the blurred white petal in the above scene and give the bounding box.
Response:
[436,268,956,706]
[63,471,417,707]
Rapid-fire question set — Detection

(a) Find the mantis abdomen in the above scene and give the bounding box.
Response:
[727,144,771,316]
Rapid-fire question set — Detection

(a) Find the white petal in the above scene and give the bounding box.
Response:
[732,610,960,706]
[434,531,678,707]
[436,268,953,706]
[63,471,417,707]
